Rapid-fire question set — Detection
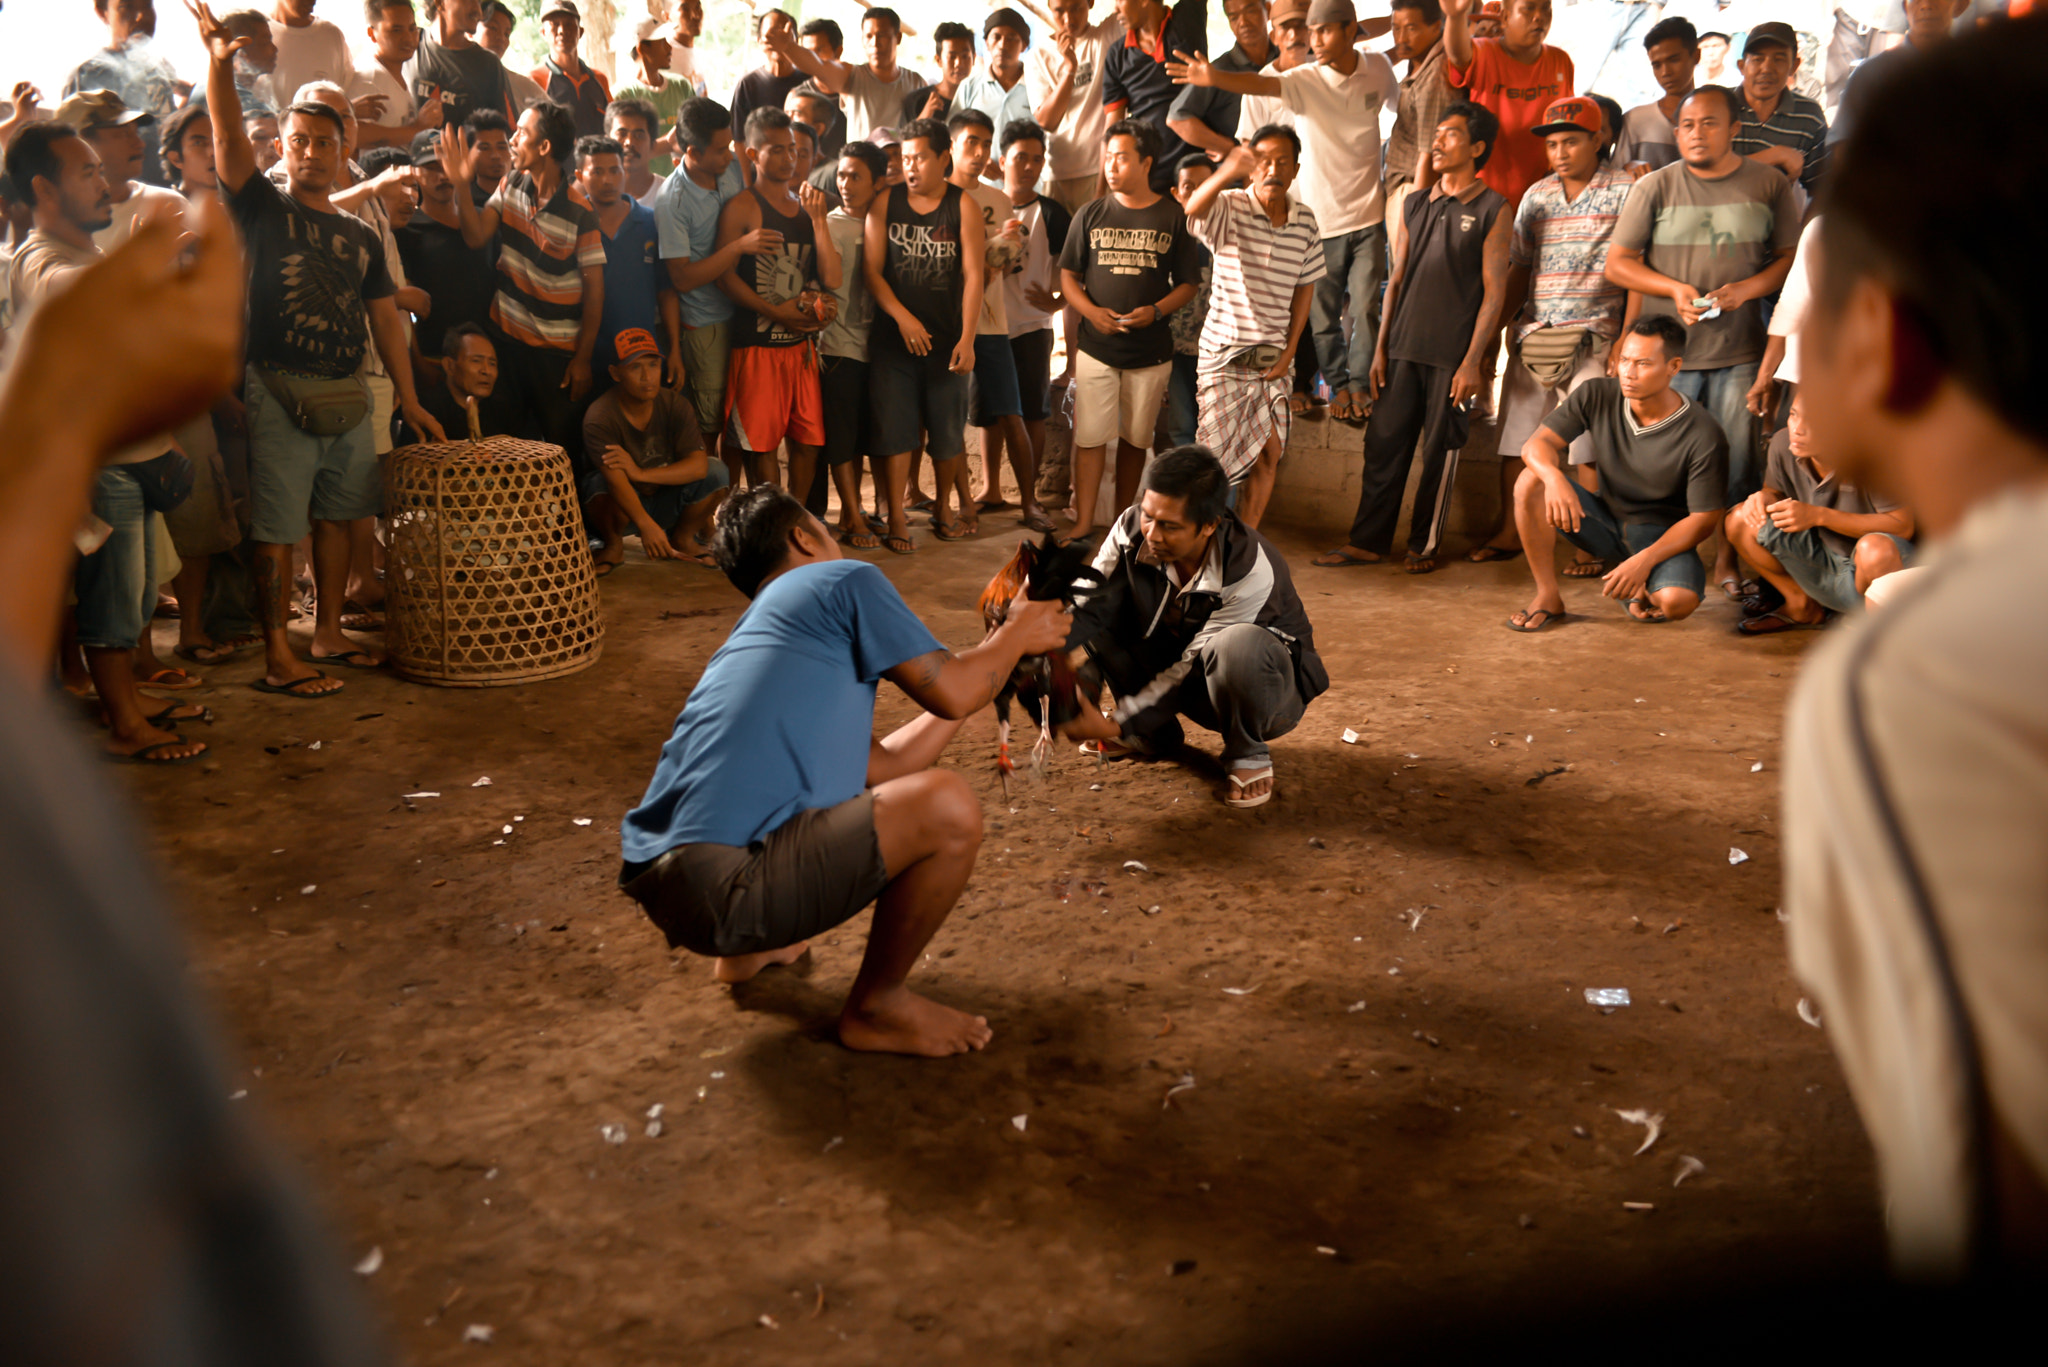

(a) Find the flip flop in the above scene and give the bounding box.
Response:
[138,667,204,690]
[1404,554,1437,575]
[252,672,343,698]
[143,701,214,726]
[1225,768,1275,808]
[310,649,383,670]
[838,527,882,549]
[1019,510,1057,534]
[1310,547,1384,568]
[1503,607,1568,633]
[1626,598,1670,624]
[338,611,386,632]
[173,642,235,666]
[977,497,1015,512]
[1562,557,1608,578]
[213,633,263,657]
[104,738,207,765]
[882,534,915,555]
[1736,609,1829,636]
[931,519,973,541]
[1465,545,1523,563]
[593,560,619,578]
[864,512,889,535]
[1718,576,1759,602]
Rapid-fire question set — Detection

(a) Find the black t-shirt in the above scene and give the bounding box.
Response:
[410,38,511,133]
[900,85,950,124]
[730,68,807,148]
[1101,0,1209,193]
[734,188,818,349]
[396,213,499,355]
[418,376,531,443]
[1541,378,1729,525]
[876,182,966,360]
[1385,182,1508,370]
[228,174,394,379]
[1058,193,1199,369]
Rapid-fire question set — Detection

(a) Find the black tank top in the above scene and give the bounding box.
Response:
[877,183,965,359]
[1385,182,1509,370]
[734,187,817,350]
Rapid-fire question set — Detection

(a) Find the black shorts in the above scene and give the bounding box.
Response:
[869,342,969,459]
[621,792,889,957]
[1009,328,1054,423]
[819,353,872,466]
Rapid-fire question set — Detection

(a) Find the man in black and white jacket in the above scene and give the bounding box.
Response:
[1061,445,1326,808]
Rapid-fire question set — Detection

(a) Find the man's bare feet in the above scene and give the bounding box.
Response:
[714,941,809,983]
[839,987,992,1057]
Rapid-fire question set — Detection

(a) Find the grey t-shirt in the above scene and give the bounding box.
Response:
[1610,158,1802,372]
[1542,377,1728,525]
[1763,427,1903,557]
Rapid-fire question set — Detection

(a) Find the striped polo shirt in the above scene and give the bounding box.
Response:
[487,171,606,350]
[1189,188,1326,371]
[1733,89,1831,196]
[1509,166,1633,338]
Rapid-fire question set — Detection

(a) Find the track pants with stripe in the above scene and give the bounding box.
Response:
[1345,358,1462,559]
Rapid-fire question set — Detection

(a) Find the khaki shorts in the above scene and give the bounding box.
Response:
[622,792,889,958]
[1072,352,1172,450]
[1047,174,1098,214]
[679,319,732,438]
[1496,332,1612,466]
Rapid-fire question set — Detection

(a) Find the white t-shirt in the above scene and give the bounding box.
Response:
[666,42,714,98]
[1005,196,1056,337]
[1279,52,1400,237]
[1029,15,1124,182]
[964,180,1017,335]
[270,18,356,106]
[1769,214,1824,384]
[819,207,872,361]
[7,231,171,463]
[94,182,186,252]
[506,63,547,112]
[840,64,927,146]
[350,61,417,129]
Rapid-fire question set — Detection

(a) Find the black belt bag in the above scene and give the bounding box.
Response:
[128,448,194,513]
[256,366,370,437]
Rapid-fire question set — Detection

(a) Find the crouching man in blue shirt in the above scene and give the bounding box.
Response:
[620,485,1071,1057]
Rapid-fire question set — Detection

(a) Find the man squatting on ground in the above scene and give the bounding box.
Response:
[618,485,1070,1059]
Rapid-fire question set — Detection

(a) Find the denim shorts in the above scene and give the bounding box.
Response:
[75,463,157,650]
[968,333,1023,424]
[581,462,730,530]
[244,366,381,545]
[1560,481,1707,599]
[1757,523,1915,614]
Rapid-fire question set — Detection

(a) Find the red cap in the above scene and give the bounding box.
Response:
[1530,95,1603,140]
[614,328,661,362]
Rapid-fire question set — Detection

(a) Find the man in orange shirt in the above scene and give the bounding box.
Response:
[1441,0,1572,209]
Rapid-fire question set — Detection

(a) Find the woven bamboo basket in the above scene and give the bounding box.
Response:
[382,430,603,687]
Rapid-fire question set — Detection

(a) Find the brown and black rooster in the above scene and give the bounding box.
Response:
[977,532,1106,798]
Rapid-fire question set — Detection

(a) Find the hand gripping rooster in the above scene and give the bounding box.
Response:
[977,532,1107,799]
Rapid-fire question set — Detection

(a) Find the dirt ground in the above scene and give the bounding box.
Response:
[128,503,1888,1365]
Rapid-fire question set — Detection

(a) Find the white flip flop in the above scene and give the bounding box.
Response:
[1225,769,1274,809]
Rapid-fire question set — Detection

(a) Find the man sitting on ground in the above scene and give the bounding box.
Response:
[1060,446,1327,809]
[583,327,729,573]
[1505,315,1727,630]
[418,321,527,437]
[1726,394,1914,635]
[619,484,1070,1057]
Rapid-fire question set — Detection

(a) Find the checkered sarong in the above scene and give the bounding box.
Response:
[1195,360,1291,483]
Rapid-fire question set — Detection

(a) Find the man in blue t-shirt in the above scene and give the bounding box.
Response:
[574,133,677,383]
[620,486,1070,1057]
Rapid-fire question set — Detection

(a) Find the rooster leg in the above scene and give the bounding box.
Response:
[1032,695,1053,772]
[997,717,1013,801]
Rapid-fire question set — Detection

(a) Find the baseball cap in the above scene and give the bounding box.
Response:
[1270,0,1310,22]
[867,124,902,148]
[614,328,662,363]
[540,1,580,23]
[1743,21,1798,55]
[409,128,443,167]
[54,89,155,132]
[1306,0,1356,24]
[1530,95,1603,140]
[629,16,665,46]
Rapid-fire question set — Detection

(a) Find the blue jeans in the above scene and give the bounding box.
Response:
[1756,524,1915,614]
[76,465,155,651]
[1166,353,1199,449]
[1311,225,1386,396]
[1559,481,1708,601]
[1671,362,1761,503]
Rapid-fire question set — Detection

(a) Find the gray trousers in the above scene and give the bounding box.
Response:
[1130,622,1305,771]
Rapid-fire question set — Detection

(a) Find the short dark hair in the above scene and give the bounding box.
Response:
[286,100,348,137]
[1247,122,1301,160]
[675,97,731,153]
[441,320,494,363]
[160,102,211,160]
[1105,116,1160,165]
[1644,14,1698,52]
[839,139,887,182]
[1819,18,2047,448]
[528,100,578,167]
[605,96,659,136]
[364,0,413,23]
[984,7,1031,42]
[359,144,411,178]
[574,133,623,166]
[864,6,903,36]
[745,105,793,147]
[790,119,817,149]
[799,17,843,51]
[1442,100,1499,171]
[1628,314,1689,360]
[755,7,794,37]
[1142,446,1231,528]
[999,118,1047,155]
[713,484,812,599]
[1389,0,1444,23]
[464,106,511,137]
[1175,151,1212,176]
[946,107,994,139]
[1589,93,1624,157]
[3,120,82,208]
[933,20,975,51]
[1680,84,1740,122]
[477,1,515,25]
[901,115,950,156]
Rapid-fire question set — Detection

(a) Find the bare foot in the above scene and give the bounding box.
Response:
[839,987,992,1057]
[714,941,809,983]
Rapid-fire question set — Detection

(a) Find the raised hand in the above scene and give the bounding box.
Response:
[798,182,829,221]
[417,91,445,130]
[186,0,251,63]
[435,124,478,184]
[1165,49,1211,87]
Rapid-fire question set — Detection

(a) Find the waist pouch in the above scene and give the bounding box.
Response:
[1228,343,1284,372]
[129,448,194,513]
[257,366,370,437]
[1518,325,1589,390]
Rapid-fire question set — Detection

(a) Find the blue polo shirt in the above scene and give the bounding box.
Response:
[655,158,742,328]
[596,200,664,372]
[621,560,945,858]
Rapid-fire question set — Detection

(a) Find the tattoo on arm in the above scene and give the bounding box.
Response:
[910,650,948,691]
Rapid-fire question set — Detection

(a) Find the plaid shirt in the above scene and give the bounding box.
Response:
[1733,88,1831,196]
[1385,41,1453,199]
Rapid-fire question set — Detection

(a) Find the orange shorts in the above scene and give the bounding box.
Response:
[723,345,825,453]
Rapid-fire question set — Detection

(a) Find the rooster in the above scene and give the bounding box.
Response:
[978,532,1106,798]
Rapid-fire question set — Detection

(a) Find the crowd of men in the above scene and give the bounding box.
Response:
[0,0,2003,770]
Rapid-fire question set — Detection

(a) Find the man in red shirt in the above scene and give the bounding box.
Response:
[1442,0,1572,208]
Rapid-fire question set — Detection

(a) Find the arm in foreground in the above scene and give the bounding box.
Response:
[884,598,1074,721]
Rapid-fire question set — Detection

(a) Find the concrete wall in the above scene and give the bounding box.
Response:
[1265,408,1509,549]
